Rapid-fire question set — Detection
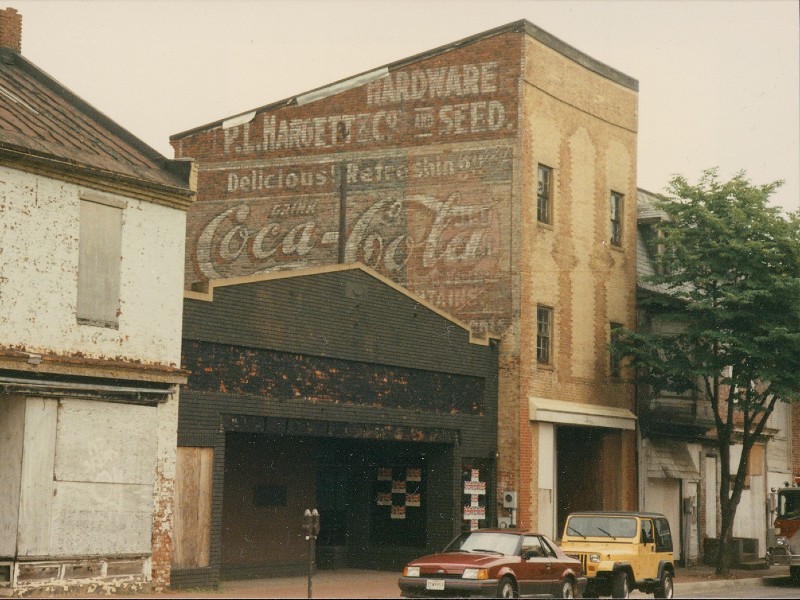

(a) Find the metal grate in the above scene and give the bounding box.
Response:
[567,553,588,572]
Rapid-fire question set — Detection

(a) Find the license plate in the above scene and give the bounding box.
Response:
[425,579,445,590]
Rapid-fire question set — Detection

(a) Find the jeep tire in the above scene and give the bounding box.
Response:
[654,571,673,599]
[611,570,630,599]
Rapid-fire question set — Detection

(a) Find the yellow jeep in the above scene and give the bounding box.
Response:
[558,512,675,599]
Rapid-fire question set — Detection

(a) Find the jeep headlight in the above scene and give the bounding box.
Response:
[589,553,601,563]
[776,537,787,546]
[462,568,489,580]
[404,566,420,577]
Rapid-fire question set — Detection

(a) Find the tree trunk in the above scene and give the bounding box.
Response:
[715,502,734,575]
[715,436,747,576]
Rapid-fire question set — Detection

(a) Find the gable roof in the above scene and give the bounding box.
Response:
[171,19,638,142]
[185,262,497,347]
[0,47,194,207]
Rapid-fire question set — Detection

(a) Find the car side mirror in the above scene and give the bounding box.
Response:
[522,549,540,560]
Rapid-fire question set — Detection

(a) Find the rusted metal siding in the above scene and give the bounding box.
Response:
[183,340,484,415]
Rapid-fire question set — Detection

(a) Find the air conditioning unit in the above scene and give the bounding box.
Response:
[503,491,518,509]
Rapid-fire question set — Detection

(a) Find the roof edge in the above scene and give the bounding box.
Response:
[0,144,196,210]
[1,48,193,189]
[171,18,637,141]
[522,21,638,91]
[184,262,500,347]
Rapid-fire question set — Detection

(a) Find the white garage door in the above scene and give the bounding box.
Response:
[646,477,681,561]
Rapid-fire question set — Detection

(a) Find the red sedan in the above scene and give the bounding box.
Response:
[398,529,587,598]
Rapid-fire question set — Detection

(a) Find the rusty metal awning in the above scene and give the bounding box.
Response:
[646,439,700,481]
[528,397,637,430]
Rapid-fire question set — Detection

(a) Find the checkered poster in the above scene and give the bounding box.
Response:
[463,468,487,531]
[376,467,422,519]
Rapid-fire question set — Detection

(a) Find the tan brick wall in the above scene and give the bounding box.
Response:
[512,34,638,527]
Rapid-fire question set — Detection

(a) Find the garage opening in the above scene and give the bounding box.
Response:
[219,433,452,578]
[555,426,606,536]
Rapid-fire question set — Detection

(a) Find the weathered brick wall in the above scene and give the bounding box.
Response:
[509,34,639,527]
[0,7,21,52]
[173,23,638,532]
[183,340,486,415]
[151,391,179,590]
[173,31,522,340]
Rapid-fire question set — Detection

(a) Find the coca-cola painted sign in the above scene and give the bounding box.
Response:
[186,145,513,336]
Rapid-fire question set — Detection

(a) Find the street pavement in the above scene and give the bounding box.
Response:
[119,565,792,599]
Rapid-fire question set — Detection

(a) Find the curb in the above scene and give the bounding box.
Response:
[674,573,789,592]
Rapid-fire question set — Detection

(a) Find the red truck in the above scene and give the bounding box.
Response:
[767,479,800,582]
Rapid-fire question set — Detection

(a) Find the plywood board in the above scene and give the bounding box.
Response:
[54,399,157,485]
[173,447,213,568]
[17,397,57,556]
[0,395,26,556]
[49,480,153,555]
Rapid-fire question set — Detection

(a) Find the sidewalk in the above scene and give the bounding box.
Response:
[137,564,791,599]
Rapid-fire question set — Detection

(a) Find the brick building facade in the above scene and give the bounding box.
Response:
[171,19,638,554]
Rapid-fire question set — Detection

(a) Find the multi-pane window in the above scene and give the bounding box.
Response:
[537,164,552,224]
[77,196,125,328]
[536,305,552,364]
[610,191,623,246]
[610,322,623,378]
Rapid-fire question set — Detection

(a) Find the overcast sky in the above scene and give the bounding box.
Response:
[12,0,800,213]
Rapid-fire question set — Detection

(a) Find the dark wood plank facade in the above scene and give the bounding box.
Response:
[174,265,498,586]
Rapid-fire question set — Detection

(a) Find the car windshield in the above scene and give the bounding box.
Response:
[778,491,800,519]
[566,516,637,538]
[444,531,520,556]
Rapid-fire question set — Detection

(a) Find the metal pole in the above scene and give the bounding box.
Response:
[303,508,320,599]
[307,532,313,599]
[338,164,347,264]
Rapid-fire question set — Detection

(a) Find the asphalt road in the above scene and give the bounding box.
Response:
[625,574,799,599]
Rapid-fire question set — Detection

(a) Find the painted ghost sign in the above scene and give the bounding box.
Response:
[182,54,518,337]
[221,61,512,157]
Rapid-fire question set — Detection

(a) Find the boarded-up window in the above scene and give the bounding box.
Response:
[173,447,213,569]
[77,196,124,328]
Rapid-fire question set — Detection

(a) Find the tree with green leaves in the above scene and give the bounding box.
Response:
[614,169,800,575]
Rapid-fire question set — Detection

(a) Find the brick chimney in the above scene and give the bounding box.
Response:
[0,7,21,53]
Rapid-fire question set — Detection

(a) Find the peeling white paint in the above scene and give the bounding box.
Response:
[0,167,185,365]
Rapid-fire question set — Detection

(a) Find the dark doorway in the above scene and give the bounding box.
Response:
[556,426,605,536]
[221,433,318,579]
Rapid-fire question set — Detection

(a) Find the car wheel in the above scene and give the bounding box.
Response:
[560,578,575,598]
[654,571,673,599]
[611,570,630,599]
[497,575,517,598]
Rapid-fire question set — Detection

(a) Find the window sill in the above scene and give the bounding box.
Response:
[77,317,119,330]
